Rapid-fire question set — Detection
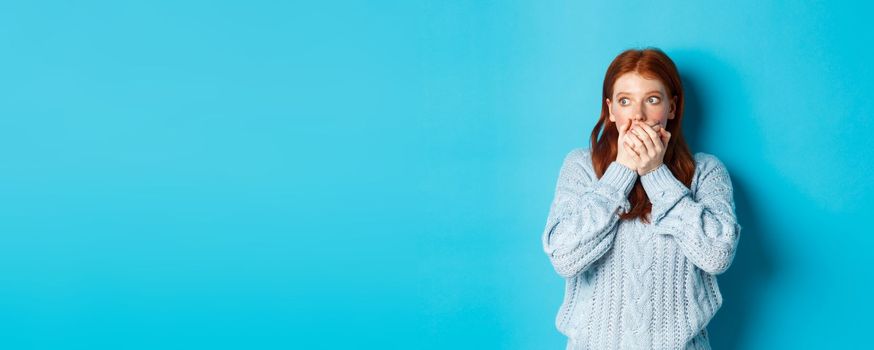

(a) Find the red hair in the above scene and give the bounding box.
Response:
[589,48,695,223]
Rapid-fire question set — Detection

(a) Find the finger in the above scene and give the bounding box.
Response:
[619,119,631,136]
[623,140,637,155]
[623,142,640,161]
[639,123,663,149]
[627,129,647,153]
[659,128,671,144]
[646,124,665,154]
[632,126,657,155]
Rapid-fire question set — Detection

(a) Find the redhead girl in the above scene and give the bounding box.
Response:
[542,48,742,350]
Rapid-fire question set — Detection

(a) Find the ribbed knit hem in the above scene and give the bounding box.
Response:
[600,161,638,196]
[640,163,688,199]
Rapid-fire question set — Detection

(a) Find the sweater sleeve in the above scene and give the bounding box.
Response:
[542,149,638,278]
[639,156,742,275]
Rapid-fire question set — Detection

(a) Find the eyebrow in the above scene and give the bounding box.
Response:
[616,90,664,96]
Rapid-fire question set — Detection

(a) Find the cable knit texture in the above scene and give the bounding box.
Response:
[542,148,742,350]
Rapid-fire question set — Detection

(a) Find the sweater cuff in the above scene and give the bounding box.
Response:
[640,164,690,225]
[640,164,690,203]
[600,161,638,197]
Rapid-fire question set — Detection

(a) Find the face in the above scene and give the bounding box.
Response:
[606,72,677,129]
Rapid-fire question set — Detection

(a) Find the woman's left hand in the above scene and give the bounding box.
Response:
[625,122,671,175]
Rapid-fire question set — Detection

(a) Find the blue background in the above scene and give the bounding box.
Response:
[1,1,871,349]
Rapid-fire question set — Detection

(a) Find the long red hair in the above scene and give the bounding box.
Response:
[589,48,695,223]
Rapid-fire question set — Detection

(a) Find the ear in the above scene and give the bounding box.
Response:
[668,96,677,120]
[606,98,615,122]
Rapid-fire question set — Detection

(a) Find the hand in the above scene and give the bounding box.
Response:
[615,119,639,171]
[623,121,671,175]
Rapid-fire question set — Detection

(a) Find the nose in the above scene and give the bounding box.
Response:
[631,108,644,122]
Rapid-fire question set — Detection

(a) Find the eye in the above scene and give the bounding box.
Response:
[619,98,630,106]
[647,96,661,104]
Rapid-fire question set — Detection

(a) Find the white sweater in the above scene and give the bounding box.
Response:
[542,148,742,350]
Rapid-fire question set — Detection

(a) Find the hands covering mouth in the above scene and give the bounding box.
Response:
[616,120,672,176]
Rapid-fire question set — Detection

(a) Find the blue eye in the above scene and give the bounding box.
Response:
[619,98,630,106]
[647,96,661,104]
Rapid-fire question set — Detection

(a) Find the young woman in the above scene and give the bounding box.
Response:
[541,48,742,350]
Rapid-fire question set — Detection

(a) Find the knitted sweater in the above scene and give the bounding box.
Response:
[541,148,742,350]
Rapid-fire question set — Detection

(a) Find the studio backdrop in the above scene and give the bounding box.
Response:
[0,1,871,349]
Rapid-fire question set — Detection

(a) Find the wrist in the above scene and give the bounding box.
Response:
[638,165,659,176]
[603,161,639,196]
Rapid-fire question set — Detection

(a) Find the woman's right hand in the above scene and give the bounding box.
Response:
[616,119,640,171]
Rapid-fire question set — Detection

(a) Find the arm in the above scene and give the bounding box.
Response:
[640,156,742,275]
[542,149,638,278]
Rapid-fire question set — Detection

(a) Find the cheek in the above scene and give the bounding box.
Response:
[648,106,669,120]
[613,107,632,120]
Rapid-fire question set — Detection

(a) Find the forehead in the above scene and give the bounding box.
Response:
[613,72,667,95]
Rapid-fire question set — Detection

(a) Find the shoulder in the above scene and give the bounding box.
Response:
[692,151,734,193]
[561,147,593,170]
[693,152,730,176]
[563,147,590,164]
[557,147,595,182]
